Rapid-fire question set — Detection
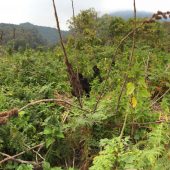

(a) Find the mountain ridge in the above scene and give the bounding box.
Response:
[0,22,69,46]
[109,10,153,19]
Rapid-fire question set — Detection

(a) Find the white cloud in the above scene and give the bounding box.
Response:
[102,0,170,12]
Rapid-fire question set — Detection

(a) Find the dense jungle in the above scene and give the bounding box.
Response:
[0,1,170,169]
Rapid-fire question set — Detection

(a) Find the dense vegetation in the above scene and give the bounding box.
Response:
[0,8,170,170]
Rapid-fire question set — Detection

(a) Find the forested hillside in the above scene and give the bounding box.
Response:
[0,5,170,170]
[0,23,69,50]
[19,23,69,45]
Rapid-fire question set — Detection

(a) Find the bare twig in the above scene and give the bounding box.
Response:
[119,111,129,139]
[70,0,82,106]
[151,87,170,106]
[0,98,91,126]
[115,0,137,114]
[0,143,44,164]
[24,144,45,162]
[72,148,75,168]
[143,52,150,80]
[52,0,68,63]
[119,0,137,138]
[10,156,41,166]
[128,120,170,125]
[19,99,90,113]
[0,152,39,165]
[52,0,83,107]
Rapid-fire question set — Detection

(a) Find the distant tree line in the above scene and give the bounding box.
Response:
[0,24,46,52]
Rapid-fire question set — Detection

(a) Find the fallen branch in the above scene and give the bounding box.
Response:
[0,98,91,125]
[0,143,44,164]
[0,152,41,166]
[18,99,90,113]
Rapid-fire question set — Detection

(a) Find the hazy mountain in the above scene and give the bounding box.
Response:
[110,10,153,19]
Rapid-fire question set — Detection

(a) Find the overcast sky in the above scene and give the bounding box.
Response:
[0,0,169,30]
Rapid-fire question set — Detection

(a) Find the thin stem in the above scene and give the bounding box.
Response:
[52,0,68,64]
[119,111,129,139]
[119,0,137,138]
[114,0,137,114]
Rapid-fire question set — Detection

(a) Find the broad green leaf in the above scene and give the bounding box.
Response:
[17,164,33,170]
[56,132,64,138]
[44,127,53,135]
[126,82,135,95]
[46,137,55,148]
[42,161,51,170]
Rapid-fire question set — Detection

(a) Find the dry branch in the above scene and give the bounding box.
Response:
[0,143,44,164]
[151,87,170,106]
[0,98,91,125]
[52,0,83,107]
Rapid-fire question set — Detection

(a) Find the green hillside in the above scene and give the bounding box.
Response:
[0,22,69,49]
[20,22,69,45]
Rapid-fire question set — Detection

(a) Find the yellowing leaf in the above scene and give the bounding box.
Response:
[126,82,135,96]
[131,96,137,108]
[18,111,25,117]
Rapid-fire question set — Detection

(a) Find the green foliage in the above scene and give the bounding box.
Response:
[0,8,170,170]
[17,164,33,170]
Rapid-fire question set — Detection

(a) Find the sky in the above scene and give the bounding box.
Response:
[0,0,169,30]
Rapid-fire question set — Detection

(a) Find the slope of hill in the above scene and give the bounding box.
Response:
[19,22,69,45]
[0,23,69,48]
[0,23,46,50]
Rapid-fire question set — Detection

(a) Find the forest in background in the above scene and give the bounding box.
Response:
[0,22,68,51]
[0,1,170,170]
